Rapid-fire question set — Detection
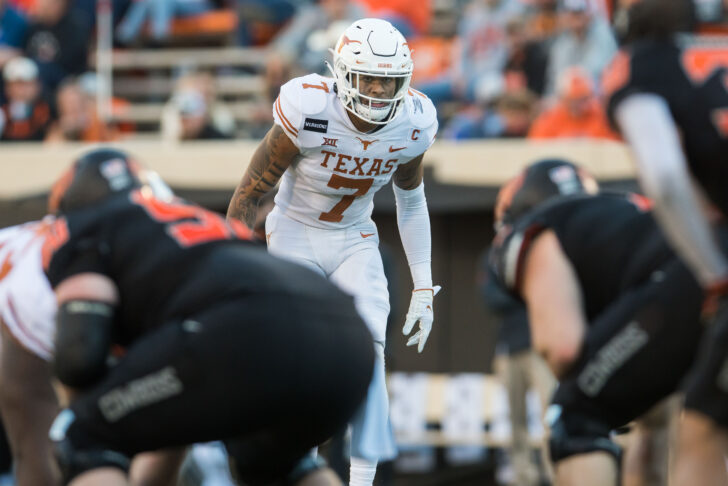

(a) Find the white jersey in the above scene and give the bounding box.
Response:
[272,73,438,229]
[0,220,56,361]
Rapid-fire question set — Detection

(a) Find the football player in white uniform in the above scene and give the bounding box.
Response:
[227,18,440,486]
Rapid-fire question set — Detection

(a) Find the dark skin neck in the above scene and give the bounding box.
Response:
[347,110,379,133]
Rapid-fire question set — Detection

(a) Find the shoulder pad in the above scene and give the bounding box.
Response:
[404,88,437,129]
[291,73,333,116]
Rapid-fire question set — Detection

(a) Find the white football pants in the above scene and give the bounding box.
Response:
[266,206,397,461]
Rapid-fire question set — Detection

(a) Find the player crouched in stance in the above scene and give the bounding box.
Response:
[227,18,440,486]
[44,148,374,486]
[489,160,705,486]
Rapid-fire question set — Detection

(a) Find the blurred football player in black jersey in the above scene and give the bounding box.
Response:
[489,160,705,486]
[43,147,374,486]
[605,0,728,484]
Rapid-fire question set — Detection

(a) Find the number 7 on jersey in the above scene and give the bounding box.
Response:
[318,174,374,223]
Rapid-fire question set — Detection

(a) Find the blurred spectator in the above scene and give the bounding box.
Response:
[523,0,560,40]
[45,78,118,142]
[116,0,216,45]
[543,0,617,96]
[502,18,549,96]
[442,88,537,139]
[0,0,28,67]
[528,66,619,140]
[356,0,432,37]
[22,0,91,92]
[162,70,235,141]
[0,56,52,141]
[265,0,365,92]
[235,0,297,46]
[163,89,233,141]
[418,0,526,105]
[77,71,136,134]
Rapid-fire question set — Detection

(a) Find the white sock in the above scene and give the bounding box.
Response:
[349,456,377,486]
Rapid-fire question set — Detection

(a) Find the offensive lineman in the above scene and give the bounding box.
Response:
[227,18,440,486]
[44,148,375,486]
[490,161,705,486]
[0,218,238,486]
[604,0,728,483]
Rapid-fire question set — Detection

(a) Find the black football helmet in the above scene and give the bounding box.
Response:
[49,147,172,213]
[494,159,599,228]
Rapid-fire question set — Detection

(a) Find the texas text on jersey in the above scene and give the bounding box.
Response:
[491,192,674,319]
[272,73,438,228]
[604,35,728,212]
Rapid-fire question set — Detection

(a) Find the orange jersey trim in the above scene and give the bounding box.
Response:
[274,97,298,137]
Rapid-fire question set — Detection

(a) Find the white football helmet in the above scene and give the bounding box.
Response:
[327,18,413,125]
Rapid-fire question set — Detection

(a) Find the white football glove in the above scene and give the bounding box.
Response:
[402,285,441,353]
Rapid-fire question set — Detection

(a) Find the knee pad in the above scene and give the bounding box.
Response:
[50,409,131,485]
[546,405,622,464]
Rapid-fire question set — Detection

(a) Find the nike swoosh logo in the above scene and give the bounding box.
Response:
[355,60,366,64]
[389,146,406,152]
[360,232,375,238]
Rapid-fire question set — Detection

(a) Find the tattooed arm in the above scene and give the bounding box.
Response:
[393,154,424,190]
[226,125,299,228]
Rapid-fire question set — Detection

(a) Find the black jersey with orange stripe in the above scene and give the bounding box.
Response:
[604,36,728,213]
[45,192,350,347]
[490,192,675,321]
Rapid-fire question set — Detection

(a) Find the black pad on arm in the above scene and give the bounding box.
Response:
[53,300,114,389]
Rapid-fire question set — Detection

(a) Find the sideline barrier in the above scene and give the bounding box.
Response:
[0,139,634,199]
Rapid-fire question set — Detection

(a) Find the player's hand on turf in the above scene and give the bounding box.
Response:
[403,285,441,353]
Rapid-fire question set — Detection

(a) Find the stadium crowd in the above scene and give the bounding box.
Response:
[1,0,723,143]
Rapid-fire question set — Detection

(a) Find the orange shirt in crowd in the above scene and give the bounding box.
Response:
[356,0,431,35]
[528,98,620,140]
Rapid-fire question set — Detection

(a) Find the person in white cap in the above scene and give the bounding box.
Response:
[543,0,617,96]
[0,56,52,141]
